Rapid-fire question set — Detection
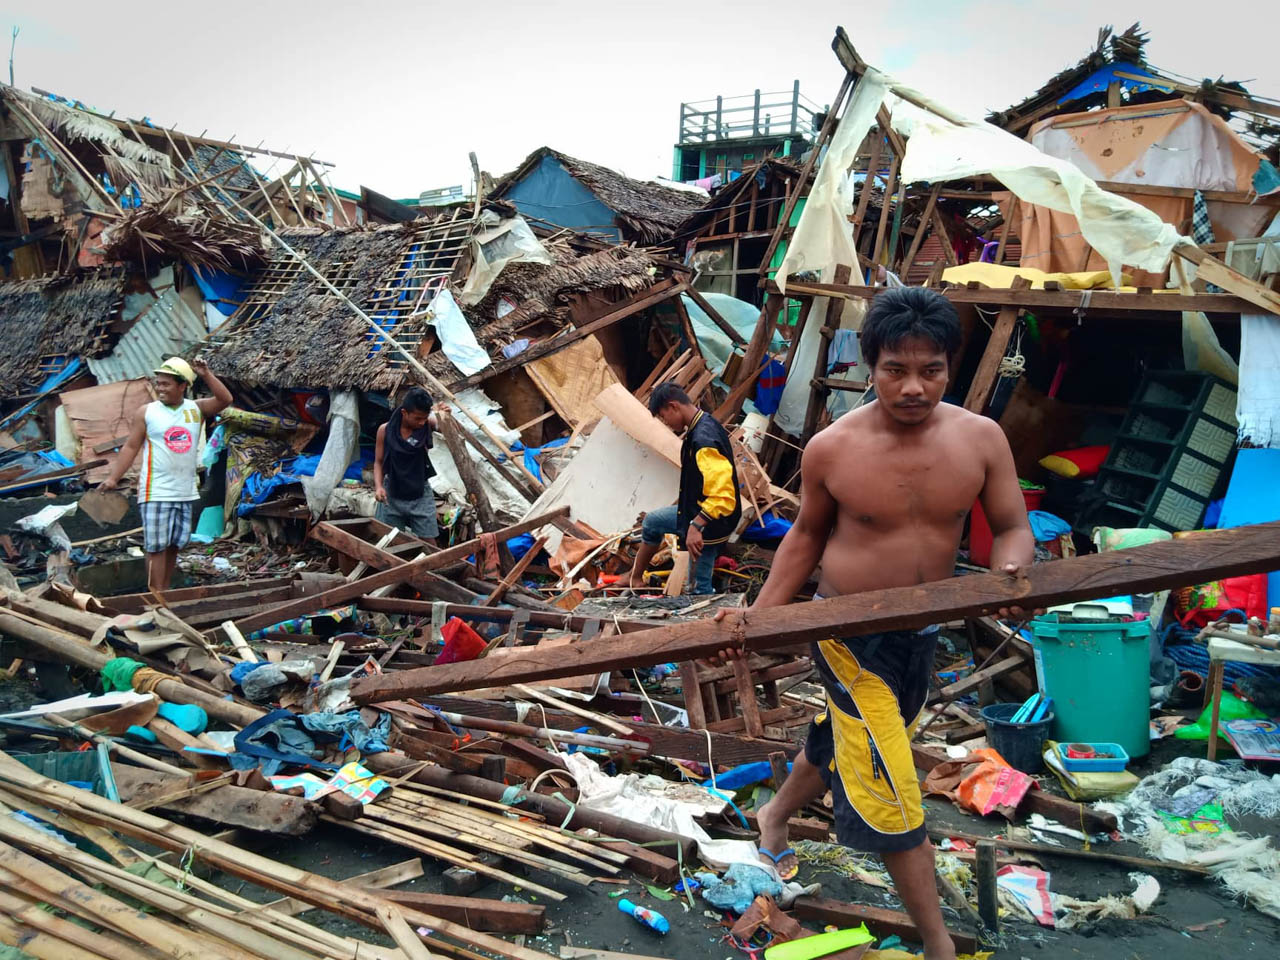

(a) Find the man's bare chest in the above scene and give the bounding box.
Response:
[824,444,985,525]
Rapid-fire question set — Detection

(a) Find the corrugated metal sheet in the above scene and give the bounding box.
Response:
[87,288,207,384]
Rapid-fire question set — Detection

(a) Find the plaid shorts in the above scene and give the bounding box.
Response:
[140,500,194,554]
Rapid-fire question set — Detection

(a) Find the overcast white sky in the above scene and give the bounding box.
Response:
[6,0,1277,197]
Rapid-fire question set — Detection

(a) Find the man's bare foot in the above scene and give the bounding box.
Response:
[624,571,647,590]
[755,796,798,879]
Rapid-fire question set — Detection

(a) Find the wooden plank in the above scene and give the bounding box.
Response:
[378,891,544,934]
[930,655,1024,702]
[900,184,940,277]
[733,657,765,737]
[792,896,978,955]
[230,507,571,636]
[109,766,318,836]
[482,536,547,606]
[929,828,1210,877]
[850,126,884,245]
[1175,244,1280,317]
[309,521,476,605]
[684,286,748,345]
[802,264,851,442]
[261,859,425,916]
[724,291,786,419]
[964,277,1030,413]
[994,197,1018,264]
[418,695,797,766]
[349,521,1280,701]
[765,280,1256,315]
[976,840,998,942]
[704,705,801,734]
[445,280,685,392]
[680,660,708,730]
[357,597,656,634]
[869,153,901,268]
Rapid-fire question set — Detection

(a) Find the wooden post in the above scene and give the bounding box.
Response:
[994,197,1018,265]
[900,184,940,279]
[850,127,884,258]
[801,264,852,443]
[733,658,765,737]
[437,411,514,572]
[769,751,790,789]
[976,840,999,943]
[963,276,1030,413]
[721,292,786,420]
[870,153,901,269]
[758,72,856,277]
[680,661,708,730]
[482,536,547,607]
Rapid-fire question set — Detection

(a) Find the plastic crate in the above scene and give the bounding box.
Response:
[1171,454,1223,497]
[1056,741,1131,772]
[1152,486,1208,530]
[1188,418,1235,462]
[11,751,107,797]
[1204,383,1238,426]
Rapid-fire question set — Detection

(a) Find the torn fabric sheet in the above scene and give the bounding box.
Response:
[776,67,890,291]
[301,389,359,518]
[563,752,776,876]
[894,104,1186,281]
[1238,312,1280,446]
[426,289,492,376]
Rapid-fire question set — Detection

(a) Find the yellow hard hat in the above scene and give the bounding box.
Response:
[154,357,195,385]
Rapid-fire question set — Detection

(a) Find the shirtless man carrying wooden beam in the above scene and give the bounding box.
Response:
[715,286,1035,960]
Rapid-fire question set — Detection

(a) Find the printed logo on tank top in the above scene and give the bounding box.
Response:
[163,425,194,454]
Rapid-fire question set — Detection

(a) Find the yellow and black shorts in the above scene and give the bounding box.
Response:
[804,627,938,853]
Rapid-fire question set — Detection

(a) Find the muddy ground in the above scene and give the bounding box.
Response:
[4,638,1279,958]
[201,734,1280,960]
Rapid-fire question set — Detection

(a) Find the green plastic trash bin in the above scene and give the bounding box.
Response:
[1030,608,1152,759]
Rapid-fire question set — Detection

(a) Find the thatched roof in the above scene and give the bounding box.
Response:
[673,158,804,240]
[986,24,1151,129]
[203,221,444,391]
[491,147,705,245]
[0,270,125,395]
[461,238,658,344]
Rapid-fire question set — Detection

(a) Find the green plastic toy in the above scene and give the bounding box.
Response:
[764,925,875,960]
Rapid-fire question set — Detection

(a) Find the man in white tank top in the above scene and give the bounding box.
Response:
[101,357,233,598]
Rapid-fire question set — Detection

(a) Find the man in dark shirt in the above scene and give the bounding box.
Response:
[625,382,742,594]
[373,386,439,544]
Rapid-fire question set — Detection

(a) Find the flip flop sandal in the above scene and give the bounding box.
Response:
[758,846,799,881]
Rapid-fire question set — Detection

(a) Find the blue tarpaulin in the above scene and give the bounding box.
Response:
[0,358,84,431]
[237,453,368,516]
[191,269,249,317]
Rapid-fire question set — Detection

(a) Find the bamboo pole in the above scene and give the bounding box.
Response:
[0,760,546,960]
[182,177,543,489]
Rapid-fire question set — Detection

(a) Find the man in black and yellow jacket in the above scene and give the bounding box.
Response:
[625,382,742,594]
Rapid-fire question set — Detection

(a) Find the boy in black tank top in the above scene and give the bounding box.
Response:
[374,387,440,543]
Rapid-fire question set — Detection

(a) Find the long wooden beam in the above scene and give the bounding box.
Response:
[766,279,1255,315]
[227,507,571,636]
[444,280,686,392]
[351,522,1280,702]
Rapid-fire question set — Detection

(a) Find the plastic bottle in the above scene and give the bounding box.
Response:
[617,898,669,934]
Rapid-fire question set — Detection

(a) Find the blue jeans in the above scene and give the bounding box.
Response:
[641,504,721,595]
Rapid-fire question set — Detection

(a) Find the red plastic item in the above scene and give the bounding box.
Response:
[969,488,1044,568]
[435,617,487,665]
[1066,743,1096,759]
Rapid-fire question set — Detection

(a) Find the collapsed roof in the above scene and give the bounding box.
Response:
[0,270,125,393]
